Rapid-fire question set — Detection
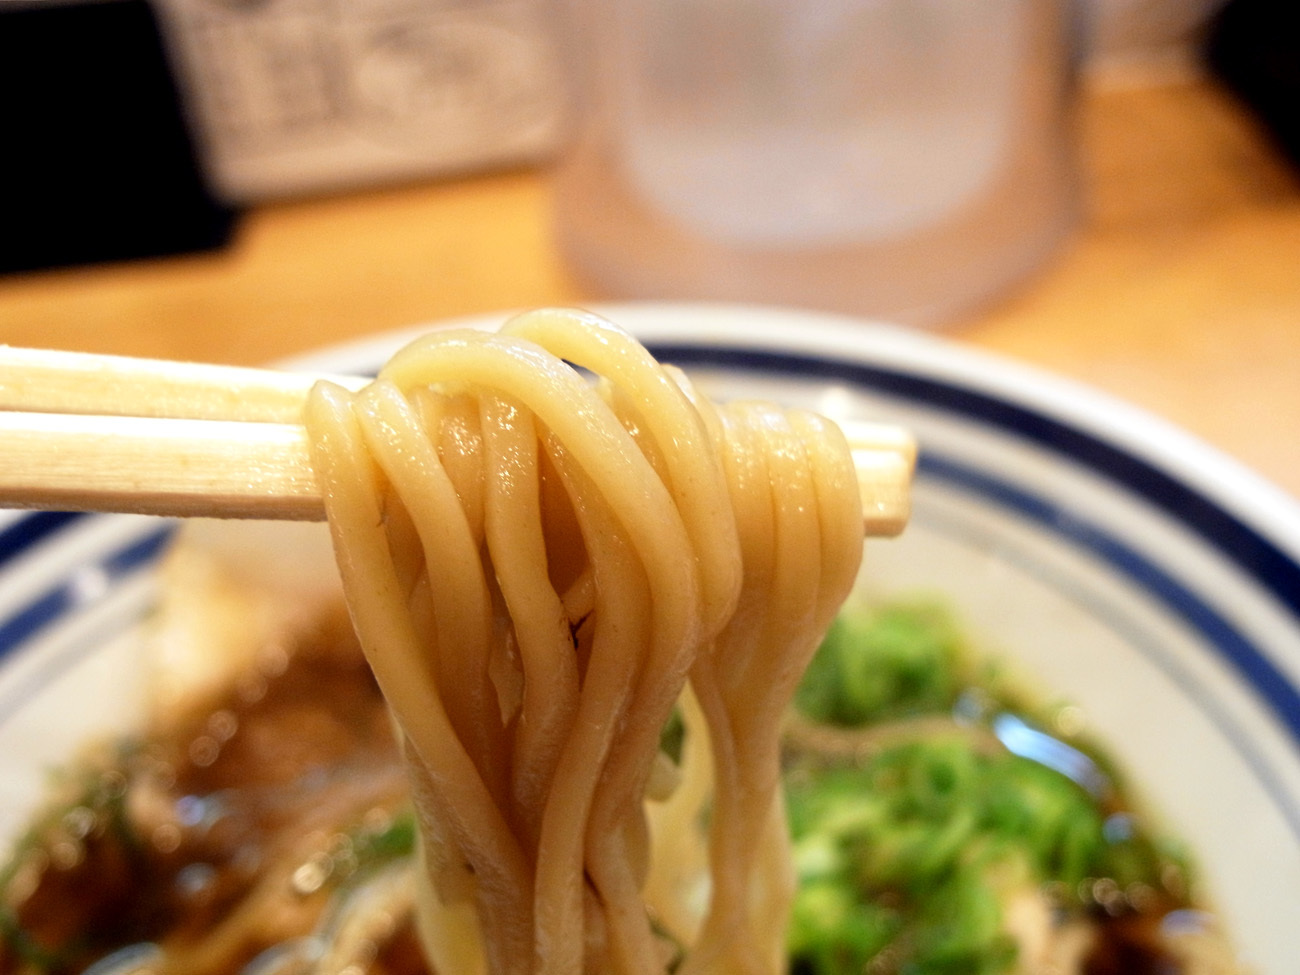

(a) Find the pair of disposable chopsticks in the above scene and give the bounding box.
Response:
[0,347,914,535]
[0,347,366,521]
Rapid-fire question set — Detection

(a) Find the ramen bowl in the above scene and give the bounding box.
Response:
[2,303,1298,973]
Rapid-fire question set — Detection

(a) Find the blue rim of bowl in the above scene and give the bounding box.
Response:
[2,339,1298,754]
[648,343,1300,744]
[0,519,173,660]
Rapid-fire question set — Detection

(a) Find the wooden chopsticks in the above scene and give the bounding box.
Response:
[0,347,914,534]
[0,346,367,423]
[0,347,367,521]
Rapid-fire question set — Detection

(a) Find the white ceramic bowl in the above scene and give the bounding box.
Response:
[2,304,1298,973]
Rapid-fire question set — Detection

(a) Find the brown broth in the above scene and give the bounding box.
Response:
[0,614,412,975]
[0,612,1231,975]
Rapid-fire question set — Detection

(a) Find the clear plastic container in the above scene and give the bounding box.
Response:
[551,0,1082,327]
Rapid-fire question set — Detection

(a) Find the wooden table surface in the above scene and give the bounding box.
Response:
[1,74,1297,501]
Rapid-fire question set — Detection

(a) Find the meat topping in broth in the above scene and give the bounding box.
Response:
[0,612,418,975]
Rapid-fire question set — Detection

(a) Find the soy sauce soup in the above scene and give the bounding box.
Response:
[0,602,1239,975]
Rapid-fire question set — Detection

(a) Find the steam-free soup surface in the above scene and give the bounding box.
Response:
[0,603,1235,975]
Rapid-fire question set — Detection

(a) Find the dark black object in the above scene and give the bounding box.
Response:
[1205,0,1300,170]
[0,0,238,275]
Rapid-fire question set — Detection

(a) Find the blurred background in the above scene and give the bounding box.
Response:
[0,0,1296,494]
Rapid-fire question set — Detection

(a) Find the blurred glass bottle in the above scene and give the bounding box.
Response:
[550,0,1082,327]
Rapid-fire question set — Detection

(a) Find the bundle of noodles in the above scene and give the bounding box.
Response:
[303,308,865,975]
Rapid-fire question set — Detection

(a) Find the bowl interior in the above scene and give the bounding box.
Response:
[2,305,1298,974]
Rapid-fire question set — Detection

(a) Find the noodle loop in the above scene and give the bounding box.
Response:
[305,309,865,975]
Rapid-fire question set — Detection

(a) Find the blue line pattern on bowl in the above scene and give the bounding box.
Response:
[648,344,1300,626]
[0,525,173,668]
[0,512,85,570]
[919,451,1300,750]
[917,452,1300,842]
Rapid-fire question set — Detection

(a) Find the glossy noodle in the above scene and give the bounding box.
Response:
[303,308,864,975]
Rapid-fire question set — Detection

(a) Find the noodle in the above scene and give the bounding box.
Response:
[303,308,865,975]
